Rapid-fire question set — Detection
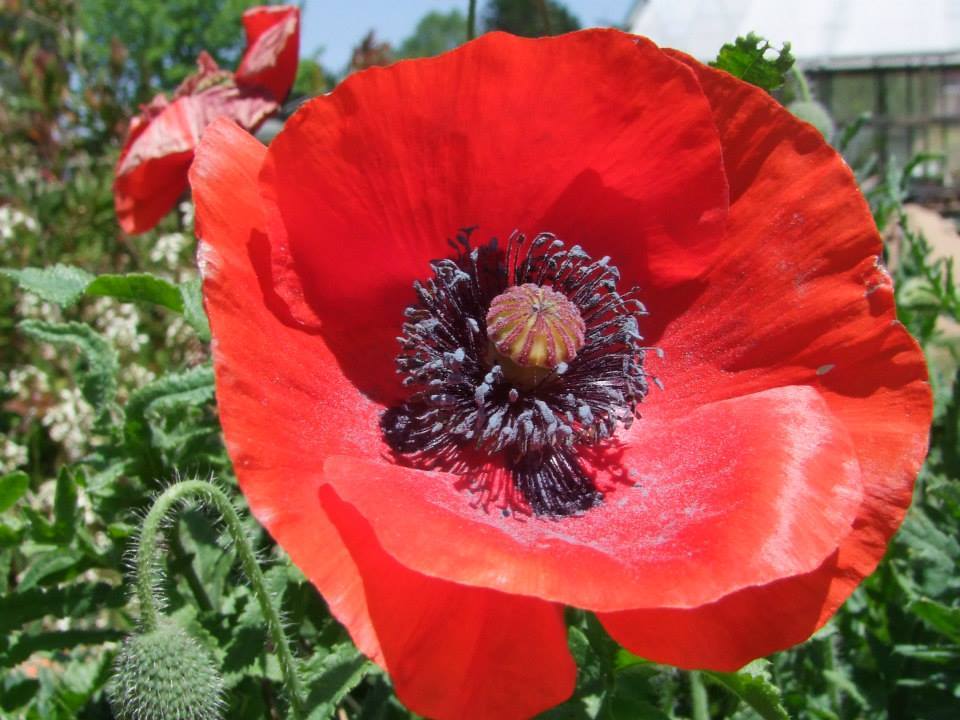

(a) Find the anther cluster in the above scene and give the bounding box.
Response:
[381,229,650,517]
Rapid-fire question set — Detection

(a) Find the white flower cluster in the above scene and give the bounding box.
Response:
[42,386,94,460]
[149,232,188,270]
[91,297,148,353]
[0,437,28,473]
[0,205,39,242]
[7,365,51,398]
[120,363,156,395]
[179,200,195,230]
[16,292,63,327]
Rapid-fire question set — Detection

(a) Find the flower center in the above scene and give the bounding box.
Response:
[381,229,650,518]
[485,284,585,389]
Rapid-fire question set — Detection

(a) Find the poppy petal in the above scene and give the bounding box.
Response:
[114,98,196,235]
[190,118,387,661]
[598,553,840,671]
[665,50,931,611]
[235,5,300,99]
[591,50,931,669]
[258,30,727,399]
[319,484,576,720]
[319,384,862,613]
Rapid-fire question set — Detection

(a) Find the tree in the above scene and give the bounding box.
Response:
[79,0,269,106]
[397,9,467,59]
[482,0,580,37]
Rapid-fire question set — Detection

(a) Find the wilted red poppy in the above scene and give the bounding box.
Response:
[190,30,931,720]
[114,5,299,235]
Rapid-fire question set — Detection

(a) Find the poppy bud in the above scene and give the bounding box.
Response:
[108,620,224,720]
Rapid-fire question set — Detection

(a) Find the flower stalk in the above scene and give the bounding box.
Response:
[135,479,307,719]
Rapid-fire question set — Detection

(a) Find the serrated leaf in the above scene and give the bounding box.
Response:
[706,659,790,720]
[18,320,118,420]
[0,582,126,634]
[909,598,960,642]
[0,264,93,306]
[180,277,211,341]
[711,32,795,91]
[16,549,83,592]
[85,272,184,311]
[0,471,30,513]
[1,629,124,668]
[303,643,373,720]
[125,365,215,428]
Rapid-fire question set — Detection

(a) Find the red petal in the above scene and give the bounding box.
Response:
[189,119,388,661]
[320,385,862,613]
[319,485,575,720]
[115,86,278,234]
[598,553,840,671]
[591,50,932,668]
[114,96,196,234]
[258,30,727,398]
[235,5,300,100]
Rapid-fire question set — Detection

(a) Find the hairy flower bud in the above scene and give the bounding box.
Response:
[108,620,224,720]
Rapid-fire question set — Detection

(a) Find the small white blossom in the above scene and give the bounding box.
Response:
[179,200,195,230]
[0,437,28,473]
[91,298,148,353]
[120,363,156,393]
[16,292,62,323]
[149,232,188,270]
[7,366,50,397]
[42,387,94,460]
[0,205,39,242]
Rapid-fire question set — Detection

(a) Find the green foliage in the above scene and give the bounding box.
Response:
[19,320,119,423]
[712,32,795,91]
[705,661,789,720]
[397,10,467,59]
[79,0,269,106]
[1,16,959,720]
[482,0,580,37]
[0,266,95,307]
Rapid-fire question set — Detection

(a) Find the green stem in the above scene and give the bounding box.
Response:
[690,671,709,720]
[466,0,477,40]
[135,479,306,719]
[792,65,812,103]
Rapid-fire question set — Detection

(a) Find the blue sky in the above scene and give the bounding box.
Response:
[301,1,633,72]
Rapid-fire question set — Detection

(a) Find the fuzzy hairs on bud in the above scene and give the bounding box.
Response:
[107,619,224,720]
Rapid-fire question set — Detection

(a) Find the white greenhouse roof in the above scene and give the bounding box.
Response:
[626,0,960,68]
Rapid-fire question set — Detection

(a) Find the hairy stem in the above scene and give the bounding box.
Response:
[135,479,306,718]
[792,65,812,103]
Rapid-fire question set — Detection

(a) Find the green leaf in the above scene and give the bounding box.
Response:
[52,466,79,541]
[180,277,211,341]
[711,32,795,91]
[303,643,373,720]
[124,365,216,447]
[1,629,124,668]
[0,471,30,513]
[909,598,960,642]
[19,320,118,420]
[85,272,184,311]
[0,582,126,634]
[705,659,790,720]
[0,264,94,307]
[15,549,83,592]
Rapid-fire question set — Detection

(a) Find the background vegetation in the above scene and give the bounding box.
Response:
[1,1,957,718]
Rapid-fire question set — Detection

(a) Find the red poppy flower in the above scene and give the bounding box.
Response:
[189,30,931,720]
[114,5,299,235]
